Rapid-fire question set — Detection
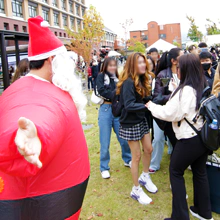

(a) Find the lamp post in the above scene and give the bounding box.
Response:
[120,18,133,57]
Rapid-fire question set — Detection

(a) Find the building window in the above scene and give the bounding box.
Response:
[61,0,66,10]
[59,32,62,37]
[159,34,166,39]
[133,36,137,38]
[77,19,81,30]
[160,25,164,30]
[64,33,66,38]
[70,17,75,29]
[55,31,57,36]
[62,15,67,26]
[12,0,23,17]
[69,1,73,13]
[75,4,80,16]
[0,0,5,13]
[42,0,47,3]
[28,3,37,18]
[42,8,49,22]
[14,24,18,31]
[52,0,57,7]
[82,7,85,16]
[142,35,148,40]
[151,24,154,28]
[54,12,59,26]
[22,26,27,32]
[4,23,9,30]
[144,43,148,48]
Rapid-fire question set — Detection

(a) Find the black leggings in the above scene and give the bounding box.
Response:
[170,136,212,220]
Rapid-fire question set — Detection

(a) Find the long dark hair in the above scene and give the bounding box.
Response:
[12,58,29,83]
[100,57,119,78]
[172,54,206,110]
[155,48,182,76]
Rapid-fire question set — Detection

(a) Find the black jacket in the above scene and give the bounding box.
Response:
[96,72,116,102]
[153,67,172,105]
[92,65,99,80]
[205,68,215,89]
[120,78,148,128]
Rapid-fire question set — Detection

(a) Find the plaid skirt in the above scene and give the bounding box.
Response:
[119,118,150,141]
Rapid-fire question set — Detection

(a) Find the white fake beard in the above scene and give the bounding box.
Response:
[52,53,87,122]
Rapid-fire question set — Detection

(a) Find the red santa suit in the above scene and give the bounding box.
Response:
[0,16,90,220]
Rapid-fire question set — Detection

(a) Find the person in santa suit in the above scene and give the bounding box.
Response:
[0,16,90,220]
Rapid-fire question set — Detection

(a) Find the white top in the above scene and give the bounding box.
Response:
[148,86,203,140]
[26,73,50,83]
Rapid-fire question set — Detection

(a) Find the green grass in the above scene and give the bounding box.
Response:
[81,104,219,220]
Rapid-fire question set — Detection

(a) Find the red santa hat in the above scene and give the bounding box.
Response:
[28,16,66,61]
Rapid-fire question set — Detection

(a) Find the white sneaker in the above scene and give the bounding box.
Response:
[124,161,132,168]
[190,206,214,220]
[208,153,220,163]
[130,186,152,205]
[101,170,110,179]
[139,173,158,193]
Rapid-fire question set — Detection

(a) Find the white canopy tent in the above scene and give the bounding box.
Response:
[108,50,121,57]
[146,39,177,52]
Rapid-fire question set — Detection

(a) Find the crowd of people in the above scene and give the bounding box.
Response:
[93,43,220,220]
[0,15,220,220]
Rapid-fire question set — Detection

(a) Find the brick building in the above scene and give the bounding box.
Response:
[0,0,86,46]
[130,21,181,48]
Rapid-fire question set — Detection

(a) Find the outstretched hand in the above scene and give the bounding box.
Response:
[15,117,42,168]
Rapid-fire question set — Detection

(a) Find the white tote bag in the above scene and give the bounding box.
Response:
[91,91,104,105]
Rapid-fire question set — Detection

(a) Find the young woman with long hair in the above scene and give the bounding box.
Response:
[12,58,29,83]
[117,52,158,205]
[149,48,184,173]
[146,54,213,220]
[96,57,131,179]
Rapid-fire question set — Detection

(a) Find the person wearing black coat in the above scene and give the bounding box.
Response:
[149,48,183,173]
[96,57,131,179]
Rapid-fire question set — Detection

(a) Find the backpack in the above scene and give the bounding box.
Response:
[184,87,220,151]
[112,90,122,117]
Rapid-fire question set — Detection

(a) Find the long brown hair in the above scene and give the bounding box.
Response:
[12,58,29,83]
[100,57,119,78]
[117,52,153,97]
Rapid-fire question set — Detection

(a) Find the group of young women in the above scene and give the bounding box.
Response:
[96,49,217,220]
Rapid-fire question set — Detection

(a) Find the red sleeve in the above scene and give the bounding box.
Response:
[0,97,67,177]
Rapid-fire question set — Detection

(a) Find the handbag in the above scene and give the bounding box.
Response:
[91,91,104,105]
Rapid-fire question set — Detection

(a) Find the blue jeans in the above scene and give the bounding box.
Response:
[150,120,173,170]
[98,104,131,171]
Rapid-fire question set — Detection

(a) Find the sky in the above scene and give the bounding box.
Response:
[87,0,220,41]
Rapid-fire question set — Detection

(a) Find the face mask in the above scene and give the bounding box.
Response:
[202,63,211,71]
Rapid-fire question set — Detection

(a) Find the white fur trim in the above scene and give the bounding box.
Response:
[28,46,67,61]
[40,21,50,27]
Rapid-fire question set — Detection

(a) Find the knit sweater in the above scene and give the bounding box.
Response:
[148,86,203,140]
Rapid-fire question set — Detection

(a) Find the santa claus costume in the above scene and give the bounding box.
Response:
[0,16,90,220]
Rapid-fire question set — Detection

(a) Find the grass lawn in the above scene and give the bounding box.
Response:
[81,105,220,220]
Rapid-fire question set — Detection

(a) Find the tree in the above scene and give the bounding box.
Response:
[128,41,146,54]
[173,42,181,47]
[66,5,105,104]
[186,15,203,42]
[206,19,220,35]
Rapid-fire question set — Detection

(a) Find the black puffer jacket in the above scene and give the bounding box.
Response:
[153,67,172,105]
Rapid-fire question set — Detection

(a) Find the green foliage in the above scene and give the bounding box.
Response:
[186,15,203,42]
[206,19,220,35]
[128,41,146,54]
[173,42,181,47]
[66,5,105,65]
